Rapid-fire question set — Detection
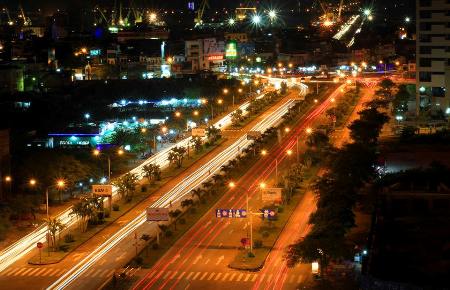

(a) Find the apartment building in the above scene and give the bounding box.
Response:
[416,0,450,115]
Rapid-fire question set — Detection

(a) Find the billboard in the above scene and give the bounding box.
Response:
[225,41,238,59]
[261,187,282,203]
[92,185,113,197]
[237,43,255,57]
[146,207,169,221]
[203,38,225,56]
[192,128,206,137]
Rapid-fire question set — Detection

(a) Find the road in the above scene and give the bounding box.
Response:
[131,85,345,290]
[0,80,307,277]
[0,87,306,290]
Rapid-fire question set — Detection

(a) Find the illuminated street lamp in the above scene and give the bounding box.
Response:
[306,127,313,134]
[141,128,147,133]
[284,127,290,133]
[261,149,267,156]
[29,179,37,186]
[84,113,90,120]
[175,111,181,118]
[405,17,410,23]
[228,18,236,26]
[251,14,262,26]
[286,149,293,156]
[223,88,229,94]
[193,110,199,116]
[93,149,124,181]
[364,9,372,16]
[259,182,266,189]
[268,10,277,20]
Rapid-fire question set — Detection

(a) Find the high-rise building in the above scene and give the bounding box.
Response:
[416,0,450,116]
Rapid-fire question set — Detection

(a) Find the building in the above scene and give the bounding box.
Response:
[416,0,450,116]
[185,38,225,72]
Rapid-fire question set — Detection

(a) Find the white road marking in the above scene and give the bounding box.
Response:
[28,268,41,276]
[297,274,303,283]
[177,271,186,280]
[186,272,194,280]
[251,274,258,282]
[12,268,27,276]
[20,268,34,276]
[170,271,178,279]
[163,271,172,279]
[214,273,222,281]
[229,273,236,281]
[204,259,210,265]
[221,273,229,281]
[207,272,215,280]
[199,272,208,280]
[236,273,244,281]
[192,272,201,280]
[244,273,251,282]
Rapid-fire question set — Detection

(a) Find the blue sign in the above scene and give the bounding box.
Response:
[216,209,247,218]
[260,209,276,220]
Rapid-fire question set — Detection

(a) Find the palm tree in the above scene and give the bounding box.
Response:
[47,218,64,250]
[169,209,182,230]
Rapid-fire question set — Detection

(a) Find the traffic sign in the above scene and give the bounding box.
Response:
[216,209,247,218]
[260,209,277,220]
[146,207,169,221]
[36,242,43,249]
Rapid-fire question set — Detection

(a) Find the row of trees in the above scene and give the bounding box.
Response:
[287,85,390,272]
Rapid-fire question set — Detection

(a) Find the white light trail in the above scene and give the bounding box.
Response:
[47,98,298,290]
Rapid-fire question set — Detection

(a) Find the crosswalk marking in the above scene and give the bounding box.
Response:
[244,273,251,282]
[214,273,222,281]
[1,268,14,275]
[229,273,236,281]
[236,273,244,281]
[163,271,172,279]
[207,272,215,280]
[192,272,201,280]
[28,268,41,275]
[177,272,186,280]
[199,272,208,280]
[20,268,34,276]
[221,273,229,281]
[48,268,60,276]
[297,274,303,283]
[186,272,194,280]
[13,268,27,276]
[251,274,258,282]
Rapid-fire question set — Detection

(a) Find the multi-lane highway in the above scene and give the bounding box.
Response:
[0,84,308,290]
[0,83,308,276]
[131,84,345,290]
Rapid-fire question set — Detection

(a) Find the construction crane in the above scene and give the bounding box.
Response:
[2,8,14,26]
[194,0,209,26]
[19,5,31,26]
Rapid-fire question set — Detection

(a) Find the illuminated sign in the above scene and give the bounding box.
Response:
[225,41,238,59]
[207,55,224,61]
[90,49,101,56]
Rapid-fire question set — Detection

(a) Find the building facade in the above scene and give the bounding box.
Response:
[416,0,450,115]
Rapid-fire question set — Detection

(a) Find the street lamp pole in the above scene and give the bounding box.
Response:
[107,156,111,182]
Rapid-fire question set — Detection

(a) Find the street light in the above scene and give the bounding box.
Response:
[29,179,37,186]
[93,149,124,181]
[306,127,313,134]
[223,88,229,94]
[261,149,267,156]
[44,179,65,220]
[251,14,262,26]
[175,111,181,118]
[286,149,293,156]
[284,127,290,133]
[84,113,90,120]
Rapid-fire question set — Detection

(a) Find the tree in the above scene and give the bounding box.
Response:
[231,109,244,126]
[348,108,389,144]
[192,137,203,153]
[47,218,64,250]
[392,84,411,113]
[112,173,138,201]
[169,209,182,230]
[206,126,221,144]
[142,164,161,183]
[181,199,194,208]
[306,131,330,150]
[375,78,395,100]
[140,234,152,256]
[280,82,288,95]
[168,146,187,168]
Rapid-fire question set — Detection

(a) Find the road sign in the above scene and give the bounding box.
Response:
[92,185,113,197]
[247,131,262,140]
[261,187,282,203]
[260,209,277,220]
[192,128,206,137]
[216,209,247,218]
[36,242,43,249]
[146,207,169,221]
